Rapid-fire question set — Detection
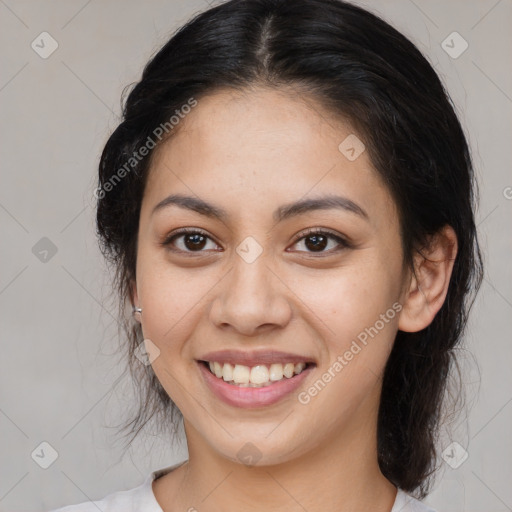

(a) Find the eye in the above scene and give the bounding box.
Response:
[161,227,351,256]
[288,228,351,255]
[162,228,221,254]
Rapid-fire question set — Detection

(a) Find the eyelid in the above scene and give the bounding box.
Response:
[160,227,222,253]
[162,226,212,244]
[161,226,351,255]
[288,227,352,252]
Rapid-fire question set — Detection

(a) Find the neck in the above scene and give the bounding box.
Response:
[158,417,397,512]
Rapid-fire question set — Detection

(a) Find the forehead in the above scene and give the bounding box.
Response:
[158,86,351,162]
[143,87,396,230]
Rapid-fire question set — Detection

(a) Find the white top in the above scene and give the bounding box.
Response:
[49,460,437,512]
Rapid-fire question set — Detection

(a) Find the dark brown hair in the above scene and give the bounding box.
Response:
[96,0,483,498]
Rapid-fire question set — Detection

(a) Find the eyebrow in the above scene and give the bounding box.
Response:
[151,193,369,222]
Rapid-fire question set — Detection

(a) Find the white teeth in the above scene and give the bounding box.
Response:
[213,361,223,378]
[233,364,250,384]
[269,363,284,381]
[294,362,306,374]
[283,363,295,378]
[222,363,234,382]
[206,361,309,386]
[250,365,270,384]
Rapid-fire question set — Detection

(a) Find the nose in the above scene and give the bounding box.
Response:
[209,254,293,337]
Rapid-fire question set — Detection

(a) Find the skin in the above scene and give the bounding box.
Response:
[131,86,457,512]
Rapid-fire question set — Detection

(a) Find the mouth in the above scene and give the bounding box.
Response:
[198,360,314,388]
[196,351,316,408]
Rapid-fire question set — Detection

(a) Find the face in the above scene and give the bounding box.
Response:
[133,87,410,466]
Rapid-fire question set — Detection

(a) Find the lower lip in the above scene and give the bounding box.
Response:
[198,362,313,409]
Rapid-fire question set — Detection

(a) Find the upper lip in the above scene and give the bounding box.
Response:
[198,349,316,367]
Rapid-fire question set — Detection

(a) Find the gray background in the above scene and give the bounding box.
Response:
[0,0,511,510]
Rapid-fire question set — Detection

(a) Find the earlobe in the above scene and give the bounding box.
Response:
[398,225,458,333]
[130,280,142,323]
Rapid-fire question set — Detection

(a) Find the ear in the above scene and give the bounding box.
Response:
[398,225,458,333]
[130,279,142,323]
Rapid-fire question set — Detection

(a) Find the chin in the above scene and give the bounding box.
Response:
[207,434,311,468]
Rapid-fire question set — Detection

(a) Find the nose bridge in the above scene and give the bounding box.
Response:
[229,233,275,300]
[232,250,274,300]
[210,245,291,334]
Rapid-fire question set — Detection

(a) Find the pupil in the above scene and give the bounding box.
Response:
[185,234,206,251]
[305,234,327,252]
[183,234,328,252]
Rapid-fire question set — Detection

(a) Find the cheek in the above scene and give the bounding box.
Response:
[298,271,400,418]
[137,259,232,366]
[292,257,400,338]
[136,253,205,349]
[291,260,401,395]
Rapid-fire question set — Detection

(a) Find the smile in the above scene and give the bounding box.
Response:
[203,361,310,387]
[197,359,315,409]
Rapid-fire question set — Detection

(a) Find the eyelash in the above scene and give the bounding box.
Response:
[161,227,351,256]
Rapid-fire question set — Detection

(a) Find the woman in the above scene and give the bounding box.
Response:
[51,0,483,510]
